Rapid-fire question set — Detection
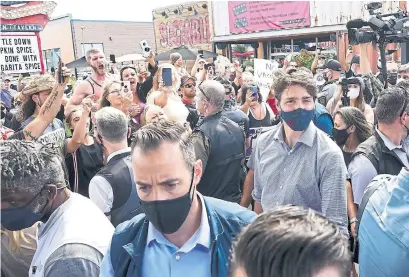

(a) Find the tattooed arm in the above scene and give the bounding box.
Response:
[22,67,70,141]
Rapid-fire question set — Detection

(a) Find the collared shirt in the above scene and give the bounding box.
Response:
[141,193,212,277]
[252,122,348,236]
[348,128,409,205]
[359,168,409,277]
[89,147,131,214]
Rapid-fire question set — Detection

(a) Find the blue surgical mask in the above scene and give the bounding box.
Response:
[1,189,48,231]
[280,108,314,131]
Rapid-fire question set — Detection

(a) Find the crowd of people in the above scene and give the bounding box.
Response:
[1,39,409,277]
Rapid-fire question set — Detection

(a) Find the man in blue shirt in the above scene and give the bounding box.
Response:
[99,121,256,277]
[1,77,17,109]
[358,168,409,277]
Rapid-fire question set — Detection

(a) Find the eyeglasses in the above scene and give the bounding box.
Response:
[184,83,195,88]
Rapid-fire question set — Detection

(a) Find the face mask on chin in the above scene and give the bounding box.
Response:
[280,108,314,132]
[140,169,195,234]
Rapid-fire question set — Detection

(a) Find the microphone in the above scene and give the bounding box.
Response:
[347,19,369,29]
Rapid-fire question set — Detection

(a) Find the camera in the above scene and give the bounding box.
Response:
[139,40,151,58]
[347,2,409,45]
[204,62,215,70]
[340,77,360,106]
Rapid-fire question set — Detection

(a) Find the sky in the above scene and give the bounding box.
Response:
[52,0,192,22]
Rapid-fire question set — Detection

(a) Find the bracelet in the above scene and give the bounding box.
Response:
[349,217,358,225]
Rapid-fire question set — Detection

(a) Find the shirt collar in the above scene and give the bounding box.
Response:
[274,122,316,148]
[146,192,211,251]
[107,147,131,162]
[376,127,402,151]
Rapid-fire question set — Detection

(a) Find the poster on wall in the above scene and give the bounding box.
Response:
[153,1,212,53]
[0,35,41,74]
[228,1,311,34]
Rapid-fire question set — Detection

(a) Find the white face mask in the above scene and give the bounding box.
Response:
[347,88,360,99]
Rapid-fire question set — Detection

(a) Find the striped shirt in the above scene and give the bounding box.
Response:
[251,122,348,236]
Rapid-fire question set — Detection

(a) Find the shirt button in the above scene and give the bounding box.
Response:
[175,255,181,261]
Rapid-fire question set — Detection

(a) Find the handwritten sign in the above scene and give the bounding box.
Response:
[254,58,279,100]
[228,1,311,34]
[0,35,41,74]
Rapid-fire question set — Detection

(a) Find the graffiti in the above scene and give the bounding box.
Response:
[158,16,210,49]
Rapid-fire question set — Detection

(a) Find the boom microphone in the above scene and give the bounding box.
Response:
[347,19,369,29]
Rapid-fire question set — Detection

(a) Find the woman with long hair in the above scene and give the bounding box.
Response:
[327,77,374,125]
[240,84,275,128]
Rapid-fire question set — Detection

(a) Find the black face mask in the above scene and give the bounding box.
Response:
[140,169,195,234]
[388,72,398,86]
[332,127,350,146]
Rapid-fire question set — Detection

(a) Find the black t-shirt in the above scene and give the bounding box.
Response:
[65,139,104,198]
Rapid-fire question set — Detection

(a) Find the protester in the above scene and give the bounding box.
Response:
[190,55,206,82]
[397,63,409,85]
[240,85,274,129]
[179,75,200,129]
[231,206,351,277]
[9,74,65,134]
[89,107,141,227]
[193,80,246,203]
[147,63,188,125]
[1,139,114,276]
[1,77,17,109]
[170,52,188,76]
[266,86,279,116]
[358,170,409,277]
[64,100,104,198]
[326,77,374,125]
[213,76,249,136]
[70,48,118,105]
[1,226,37,277]
[99,120,256,276]
[141,104,168,125]
[317,59,341,106]
[249,68,348,236]
[349,86,409,206]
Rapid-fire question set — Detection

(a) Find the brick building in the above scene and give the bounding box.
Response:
[39,14,155,70]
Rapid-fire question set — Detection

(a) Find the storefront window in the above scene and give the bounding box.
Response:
[43,48,61,73]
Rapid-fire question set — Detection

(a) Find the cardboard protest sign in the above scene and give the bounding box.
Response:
[0,35,41,74]
[254,58,279,100]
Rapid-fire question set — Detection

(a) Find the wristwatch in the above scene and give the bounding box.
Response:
[349,217,358,225]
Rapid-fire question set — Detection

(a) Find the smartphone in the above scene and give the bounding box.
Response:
[250,86,259,101]
[139,40,151,58]
[109,54,116,64]
[162,68,172,87]
[121,81,131,94]
[198,50,204,59]
[21,72,30,77]
[58,57,63,84]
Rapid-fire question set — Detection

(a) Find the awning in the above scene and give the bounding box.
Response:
[116,54,146,63]
[65,56,87,69]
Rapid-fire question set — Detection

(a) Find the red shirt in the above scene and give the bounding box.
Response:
[267,98,278,115]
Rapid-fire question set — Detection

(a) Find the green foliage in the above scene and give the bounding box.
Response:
[232,44,247,53]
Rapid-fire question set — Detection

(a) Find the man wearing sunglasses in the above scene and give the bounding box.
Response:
[180,75,200,129]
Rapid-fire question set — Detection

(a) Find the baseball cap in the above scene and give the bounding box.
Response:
[180,75,196,87]
[351,55,360,65]
[320,59,341,72]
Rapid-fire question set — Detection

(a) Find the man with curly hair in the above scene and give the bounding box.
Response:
[1,139,114,276]
[249,68,348,236]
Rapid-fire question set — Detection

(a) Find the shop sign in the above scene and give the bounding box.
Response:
[1,24,43,32]
[153,2,212,52]
[228,1,311,34]
[0,35,41,74]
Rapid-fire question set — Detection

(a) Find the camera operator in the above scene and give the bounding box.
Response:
[316,59,342,107]
[327,76,374,125]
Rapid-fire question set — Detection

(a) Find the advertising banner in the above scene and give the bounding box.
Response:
[228,1,311,34]
[0,35,41,74]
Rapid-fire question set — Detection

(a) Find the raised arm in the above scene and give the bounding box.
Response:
[22,67,70,141]
[65,98,92,153]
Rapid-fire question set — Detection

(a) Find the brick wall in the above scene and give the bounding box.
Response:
[71,20,156,60]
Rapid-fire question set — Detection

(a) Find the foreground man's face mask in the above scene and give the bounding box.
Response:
[280,108,314,131]
[1,188,50,231]
[140,169,195,234]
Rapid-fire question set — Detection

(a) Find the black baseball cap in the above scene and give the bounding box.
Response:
[351,55,360,65]
[320,59,341,72]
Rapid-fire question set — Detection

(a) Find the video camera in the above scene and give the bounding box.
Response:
[347,2,409,45]
[346,2,409,88]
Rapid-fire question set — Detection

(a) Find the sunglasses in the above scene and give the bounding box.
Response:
[184,83,195,88]
[198,82,209,100]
